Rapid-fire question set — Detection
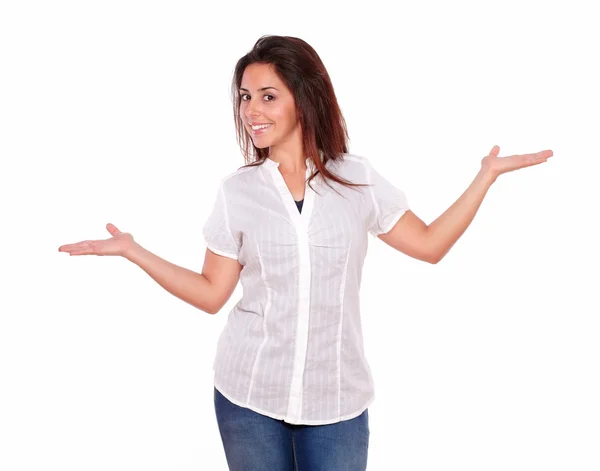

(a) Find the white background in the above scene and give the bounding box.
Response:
[1,0,598,469]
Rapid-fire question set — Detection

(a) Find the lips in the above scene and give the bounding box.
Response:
[251,123,272,135]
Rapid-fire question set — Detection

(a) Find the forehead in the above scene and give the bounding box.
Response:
[240,63,282,89]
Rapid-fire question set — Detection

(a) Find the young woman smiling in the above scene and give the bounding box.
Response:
[58,35,553,471]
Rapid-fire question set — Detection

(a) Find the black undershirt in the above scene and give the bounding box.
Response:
[294,199,304,214]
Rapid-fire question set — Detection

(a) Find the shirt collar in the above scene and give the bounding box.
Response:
[264,157,313,175]
[263,157,281,169]
[263,152,322,171]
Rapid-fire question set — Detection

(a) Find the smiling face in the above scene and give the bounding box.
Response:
[239,62,303,152]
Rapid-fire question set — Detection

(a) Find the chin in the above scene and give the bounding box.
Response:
[252,141,271,149]
[251,135,277,148]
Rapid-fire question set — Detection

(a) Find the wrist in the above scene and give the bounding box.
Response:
[123,242,145,263]
[477,167,498,187]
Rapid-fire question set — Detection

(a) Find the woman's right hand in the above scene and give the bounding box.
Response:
[58,223,136,257]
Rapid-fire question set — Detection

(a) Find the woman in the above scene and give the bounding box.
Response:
[58,35,553,470]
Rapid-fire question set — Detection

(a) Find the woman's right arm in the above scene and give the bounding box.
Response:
[58,223,242,315]
[125,244,242,315]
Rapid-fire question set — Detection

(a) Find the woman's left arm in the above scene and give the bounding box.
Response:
[378,145,553,264]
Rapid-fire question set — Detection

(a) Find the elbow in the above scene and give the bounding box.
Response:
[200,301,219,315]
[207,299,226,315]
[424,228,441,264]
[427,250,442,264]
[426,237,444,264]
[207,304,220,315]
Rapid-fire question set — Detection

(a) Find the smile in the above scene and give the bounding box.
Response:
[251,124,272,135]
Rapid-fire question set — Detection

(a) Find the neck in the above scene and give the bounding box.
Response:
[267,139,307,174]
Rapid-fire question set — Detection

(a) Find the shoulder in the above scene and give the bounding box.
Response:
[336,152,373,170]
[328,152,372,180]
[340,152,369,164]
[219,163,261,192]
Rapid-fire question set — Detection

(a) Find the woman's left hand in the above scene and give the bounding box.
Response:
[481,145,554,181]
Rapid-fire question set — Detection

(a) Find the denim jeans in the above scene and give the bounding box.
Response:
[214,386,370,470]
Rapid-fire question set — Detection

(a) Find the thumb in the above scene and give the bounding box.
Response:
[106,223,121,237]
[489,145,500,157]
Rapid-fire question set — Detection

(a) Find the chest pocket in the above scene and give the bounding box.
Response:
[309,186,366,247]
[307,190,367,281]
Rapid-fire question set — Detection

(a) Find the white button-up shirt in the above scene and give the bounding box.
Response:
[203,153,409,425]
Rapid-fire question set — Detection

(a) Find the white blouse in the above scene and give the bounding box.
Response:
[203,153,409,425]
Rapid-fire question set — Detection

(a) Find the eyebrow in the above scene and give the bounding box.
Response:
[239,86,279,92]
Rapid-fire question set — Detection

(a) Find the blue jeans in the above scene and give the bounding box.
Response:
[214,386,370,470]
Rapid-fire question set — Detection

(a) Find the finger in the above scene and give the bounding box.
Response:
[59,242,91,252]
[520,150,553,159]
[69,242,97,254]
[520,153,549,167]
[66,246,90,254]
[528,151,552,162]
[520,153,540,165]
[106,223,121,236]
[69,250,95,256]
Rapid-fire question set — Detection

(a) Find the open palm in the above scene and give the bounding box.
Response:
[481,145,553,179]
[58,223,135,257]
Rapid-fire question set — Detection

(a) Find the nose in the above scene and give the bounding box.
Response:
[245,107,259,121]
[244,98,261,121]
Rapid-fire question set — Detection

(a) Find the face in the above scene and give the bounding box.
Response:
[239,63,302,151]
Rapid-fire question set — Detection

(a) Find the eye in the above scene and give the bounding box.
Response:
[240,94,275,102]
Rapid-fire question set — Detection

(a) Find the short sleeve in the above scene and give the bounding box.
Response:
[202,182,241,260]
[364,157,410,237]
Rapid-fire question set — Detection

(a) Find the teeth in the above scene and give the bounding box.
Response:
[251,124,272,130]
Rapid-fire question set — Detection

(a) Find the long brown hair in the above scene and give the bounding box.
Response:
[231,35,369,195]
